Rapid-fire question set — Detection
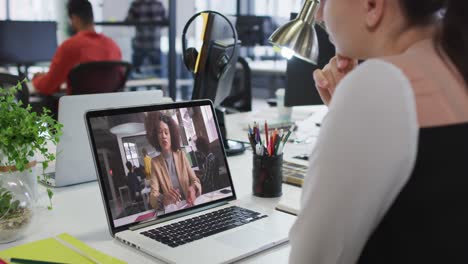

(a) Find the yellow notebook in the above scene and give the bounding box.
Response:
[0,233,126,264]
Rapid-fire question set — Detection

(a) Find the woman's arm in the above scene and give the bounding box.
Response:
[149,160,161,209]
[289,60,419,264]
[183,153,202,196]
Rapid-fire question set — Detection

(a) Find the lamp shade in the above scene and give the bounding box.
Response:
[268,0,321,64]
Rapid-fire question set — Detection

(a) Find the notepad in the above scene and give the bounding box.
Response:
[282,160,307,187]
[0,233,126,264]
[275,186,301,216]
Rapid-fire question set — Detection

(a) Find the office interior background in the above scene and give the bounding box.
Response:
[0,0,308,108]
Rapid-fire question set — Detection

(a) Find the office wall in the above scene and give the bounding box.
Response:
[100,0,133,62]
[0,0,5,19]
[54,0,68,44]
[99,0,185,62]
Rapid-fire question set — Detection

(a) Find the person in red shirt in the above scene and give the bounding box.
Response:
[32,0,122,95]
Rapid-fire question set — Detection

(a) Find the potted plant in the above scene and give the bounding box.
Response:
[0,83,62,243]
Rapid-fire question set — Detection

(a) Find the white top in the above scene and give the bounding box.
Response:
[288,60,419,263]
[163,152,183,198]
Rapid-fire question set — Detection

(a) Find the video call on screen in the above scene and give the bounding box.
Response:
[89,105,232,227]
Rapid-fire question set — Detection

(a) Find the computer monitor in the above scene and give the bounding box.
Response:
[235,15,275,47]
[192,39,238,106]
[190,13,244,155]
[284,13,335,107]
[0,21,57,65]
[191,13,238,106]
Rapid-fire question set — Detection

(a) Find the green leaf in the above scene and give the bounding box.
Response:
[47,188,53,200]
[47,187,54,210]
[0,83,62,173]
[11,200,20,211]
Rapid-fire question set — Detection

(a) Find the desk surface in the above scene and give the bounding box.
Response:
[226,105,327,167]
[0,106,326,263]
[247,60,287,74]
[26,78,193,95]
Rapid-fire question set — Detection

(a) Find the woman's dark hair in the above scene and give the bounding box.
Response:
[195,136,210,154]
[67,0,94,25]
[125,161,132,171]
[145,111,181,152]
[400,0,468,86]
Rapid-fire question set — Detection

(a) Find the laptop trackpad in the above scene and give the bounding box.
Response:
[215,227,277,250]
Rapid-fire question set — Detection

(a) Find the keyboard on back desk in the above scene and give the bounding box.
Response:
[140,206,267,248]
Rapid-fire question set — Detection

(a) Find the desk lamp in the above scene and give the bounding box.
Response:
[268,0,322,64]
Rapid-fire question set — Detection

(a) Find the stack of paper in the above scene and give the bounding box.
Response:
[275,186,302,216]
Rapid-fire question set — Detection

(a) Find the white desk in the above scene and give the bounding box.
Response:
[0,155,297,263]
[246,60,288,97]
[226,105,327,167]
[247,60,287,75]
[0,106,327,263]
[26,78,193,96]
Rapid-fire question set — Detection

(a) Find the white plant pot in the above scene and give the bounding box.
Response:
[0,152,38,201]
[0,168,34,243]
[20,165,38,202]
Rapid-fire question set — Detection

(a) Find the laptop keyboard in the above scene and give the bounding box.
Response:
[140,206,267,248]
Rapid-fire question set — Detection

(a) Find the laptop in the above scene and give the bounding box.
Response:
[85,100,296,264]
[42,90,165,187]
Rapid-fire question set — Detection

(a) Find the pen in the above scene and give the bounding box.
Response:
[264,121,269,151]
[269,134,274,156]
[277,142,284,155]
[256,144,263,156]
[9,258,67,264]
[274,134,281,156]
[247,133,255,151]
[257,123,262,145]
[282,125,295,145]
[269,130,276,156]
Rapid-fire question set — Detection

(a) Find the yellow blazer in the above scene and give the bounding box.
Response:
[149,149,202,209]
[143,155,152,180]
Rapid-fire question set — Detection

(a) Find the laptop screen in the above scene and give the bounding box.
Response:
[86,101,236,231]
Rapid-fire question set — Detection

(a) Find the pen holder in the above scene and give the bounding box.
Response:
[252,154,283,198]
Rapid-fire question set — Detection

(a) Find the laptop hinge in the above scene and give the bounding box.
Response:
[129,201,229,231]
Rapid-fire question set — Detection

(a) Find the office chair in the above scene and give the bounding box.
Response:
[68,61,132,95]
[221,56,252,113]
[0,73,29,106]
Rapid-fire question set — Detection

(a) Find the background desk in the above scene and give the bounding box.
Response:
[0,105,326,263]
[247,60,286,75]
[246,60,287,98]
[26,78,193,96]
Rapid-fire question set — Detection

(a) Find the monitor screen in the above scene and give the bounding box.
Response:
[86,103,234,229]
[235,15,275,47]
[285,13,335,107]
[0,21,57,65]
[191,13,239,107]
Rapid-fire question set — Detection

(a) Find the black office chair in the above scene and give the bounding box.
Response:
[68,61,132,95]
[221,57,252,113]
[0,73,29,107]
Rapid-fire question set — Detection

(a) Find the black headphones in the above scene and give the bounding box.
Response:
[182,10,238,80]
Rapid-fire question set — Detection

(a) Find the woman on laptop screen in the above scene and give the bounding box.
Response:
[145,112,202,211]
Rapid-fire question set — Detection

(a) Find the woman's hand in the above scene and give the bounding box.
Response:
[162,188,181,206]
[313,55,358,105]
[186,185,197,206]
